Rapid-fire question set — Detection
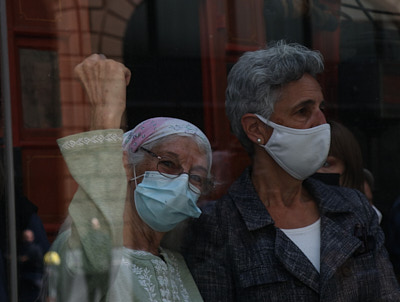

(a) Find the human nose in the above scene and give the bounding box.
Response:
[311,108,327,127]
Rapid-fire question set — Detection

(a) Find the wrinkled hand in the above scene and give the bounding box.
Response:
[74,54,131,130]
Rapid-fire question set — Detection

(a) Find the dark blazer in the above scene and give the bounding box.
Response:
[183,167,400,301]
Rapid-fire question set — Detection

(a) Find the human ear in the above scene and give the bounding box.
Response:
[241,113,270,145]
[122,151,133,180]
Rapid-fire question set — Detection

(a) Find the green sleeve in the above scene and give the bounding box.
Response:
[52,129,126,278]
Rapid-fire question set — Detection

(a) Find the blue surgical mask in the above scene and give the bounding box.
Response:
[131,171,201,232]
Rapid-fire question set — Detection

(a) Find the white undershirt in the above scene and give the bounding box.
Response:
[281,218,321,272]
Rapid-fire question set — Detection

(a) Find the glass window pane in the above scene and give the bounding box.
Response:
[19,48,61,129]
[2,0,400,299]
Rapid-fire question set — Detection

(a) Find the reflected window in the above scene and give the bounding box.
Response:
[19,48,61,129]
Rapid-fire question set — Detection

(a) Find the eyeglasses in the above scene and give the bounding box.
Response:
[140,147,214,195]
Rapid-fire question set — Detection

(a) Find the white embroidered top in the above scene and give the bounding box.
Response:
[109,247,200,301]
[281,218,321,272]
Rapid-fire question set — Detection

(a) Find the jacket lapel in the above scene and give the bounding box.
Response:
[319,215,361,287]
[275,229,320,293]
[305,178,363,290]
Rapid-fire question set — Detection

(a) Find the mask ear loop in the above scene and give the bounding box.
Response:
[129,165,139,188]
[133,166,138,188]
[254,114,271,148]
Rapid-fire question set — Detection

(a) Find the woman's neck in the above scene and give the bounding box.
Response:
[251,152,320,229]
[251,153,304,207]
[122,197,164,256]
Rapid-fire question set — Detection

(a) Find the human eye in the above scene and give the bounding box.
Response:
[189,174,204,186]
[190,173,212,193]
[294,103,312,117]
[293,100,319,119]
[297,107,308,115]
[158,158,181,174]
[320,156,339,171]
[322,161,330,168]
[190,172,214,195]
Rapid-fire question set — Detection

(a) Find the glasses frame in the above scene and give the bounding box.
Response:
[139,146,213,195]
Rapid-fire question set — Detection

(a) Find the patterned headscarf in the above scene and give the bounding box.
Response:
[122,117,212,167]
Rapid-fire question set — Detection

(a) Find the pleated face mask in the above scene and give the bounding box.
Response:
[255,114,331,180]
[131,171,201,232]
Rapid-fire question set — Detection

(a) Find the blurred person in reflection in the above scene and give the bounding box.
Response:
[183,41,400,301]
[48,54,212,301]
[0,154,50,301]
[315,120,383,223]
[18,229,44,302]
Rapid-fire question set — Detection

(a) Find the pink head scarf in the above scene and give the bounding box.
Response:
[122,117,212,166]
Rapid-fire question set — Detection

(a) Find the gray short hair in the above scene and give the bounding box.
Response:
[225,40,324,154]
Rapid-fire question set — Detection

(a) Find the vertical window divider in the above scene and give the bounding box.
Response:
[0,0,18,301]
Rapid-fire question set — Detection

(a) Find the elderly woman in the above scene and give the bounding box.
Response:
[48,55,210,301]
[183,41,400,301]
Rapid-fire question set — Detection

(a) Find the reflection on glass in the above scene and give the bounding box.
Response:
[2,0,400,298]
[19,48,61,129]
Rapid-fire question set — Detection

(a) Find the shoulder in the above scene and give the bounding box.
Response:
[201,167,255,216]
[305,177,376,222]
[183,200,226,252]
[161,248,187,264]
[187,168,265,241]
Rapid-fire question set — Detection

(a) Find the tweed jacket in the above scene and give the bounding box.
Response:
[183,167,400,302]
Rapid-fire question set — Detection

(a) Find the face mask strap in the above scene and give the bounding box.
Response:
[133,166,138,187]
[254,114,270,148]
[130,165,144,187]
[255,114,269,124]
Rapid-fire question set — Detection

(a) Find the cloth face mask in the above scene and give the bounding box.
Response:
[255,114,331,180]
[131,171,201,232]
[311,172,340,186]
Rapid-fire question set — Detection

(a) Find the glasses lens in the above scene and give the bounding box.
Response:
[157,158,182,177]
[155,154,213,195]
[189,174,204,189]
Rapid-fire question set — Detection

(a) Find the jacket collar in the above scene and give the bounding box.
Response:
[304,177,359,214]
[228,167,356,232]
[227,167,274,231]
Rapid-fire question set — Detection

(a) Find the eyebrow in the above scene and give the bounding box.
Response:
[161,150,209,173]
[293,99,325,110]
[161,150,180,160]
[190,165,209,175]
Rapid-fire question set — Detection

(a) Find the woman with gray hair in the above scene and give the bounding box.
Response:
[48,54,212,301]
[183,41,400,301]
